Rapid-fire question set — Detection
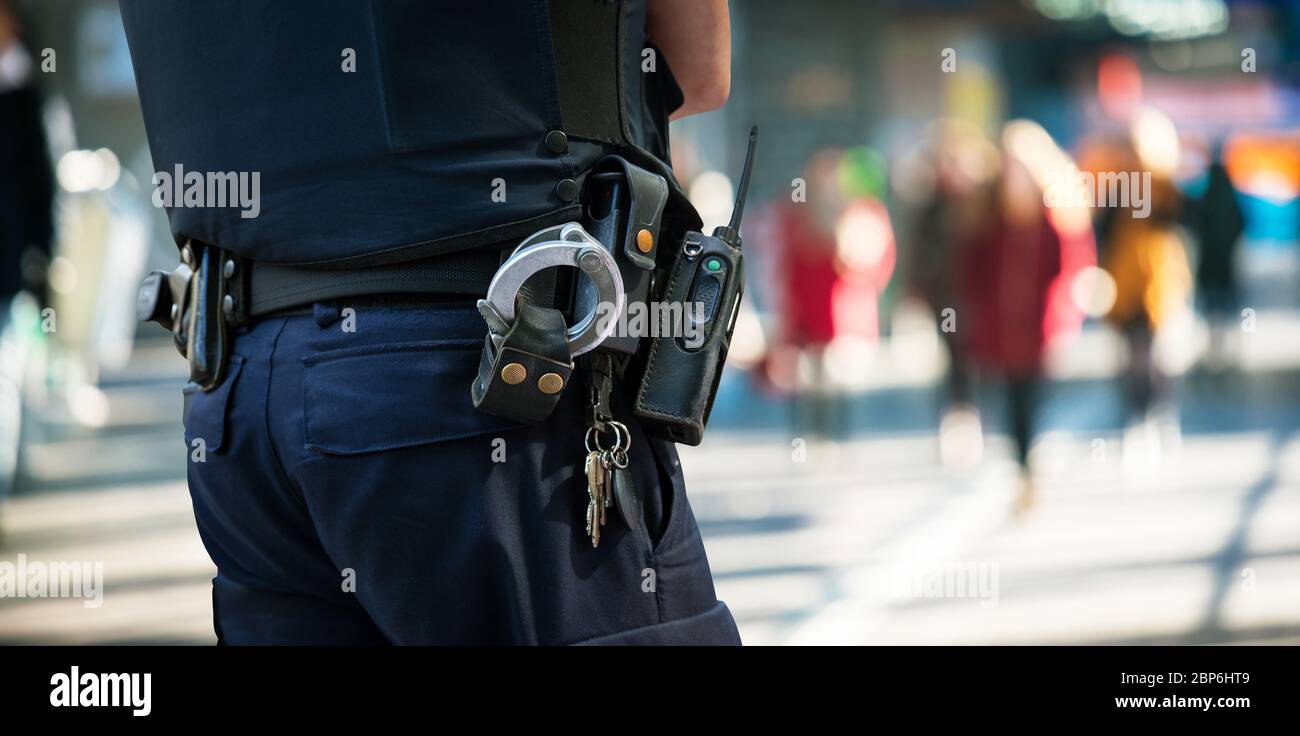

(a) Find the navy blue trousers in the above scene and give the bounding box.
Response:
[182,300,740,645]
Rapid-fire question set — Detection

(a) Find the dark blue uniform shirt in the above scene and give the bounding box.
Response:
[119,0,683,265]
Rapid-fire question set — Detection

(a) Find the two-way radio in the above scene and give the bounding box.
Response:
[634,127,758,445]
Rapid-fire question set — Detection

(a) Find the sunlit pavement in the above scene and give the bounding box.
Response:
[684,430,1300,645]
[3,332,1300,645]
[0,338,212,644]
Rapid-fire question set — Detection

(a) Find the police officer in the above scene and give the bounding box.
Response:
[120,0,740,644]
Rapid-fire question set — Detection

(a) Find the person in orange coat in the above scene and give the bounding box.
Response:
[1094,113,1191,432]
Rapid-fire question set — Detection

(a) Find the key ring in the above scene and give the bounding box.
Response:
[610,448,629,469]
[606,420,631,468]
[585,421,624,455]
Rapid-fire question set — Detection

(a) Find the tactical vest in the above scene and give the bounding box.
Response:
[120,0,693,266]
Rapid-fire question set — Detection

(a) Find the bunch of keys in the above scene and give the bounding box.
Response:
[583,420,631,548]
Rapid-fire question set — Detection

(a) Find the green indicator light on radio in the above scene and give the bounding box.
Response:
[705,258,722,272]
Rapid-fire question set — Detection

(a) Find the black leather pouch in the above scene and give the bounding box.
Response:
[578,156,669,356]
[187,245,233,392]
[471,302,574,423]
[633,230,744,446]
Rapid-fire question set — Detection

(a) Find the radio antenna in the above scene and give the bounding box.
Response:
[714,126,758,248]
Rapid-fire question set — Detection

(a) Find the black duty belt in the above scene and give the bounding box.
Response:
[138,239,557,391]
[239,246,510,323]
[139,239,556,340]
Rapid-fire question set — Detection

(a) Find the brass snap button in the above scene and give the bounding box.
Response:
[501,362,527,385]
[537,372,564,394]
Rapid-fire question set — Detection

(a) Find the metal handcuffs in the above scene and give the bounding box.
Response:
[479,222,624,357]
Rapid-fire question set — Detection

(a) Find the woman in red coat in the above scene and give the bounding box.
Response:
[958,128,1093,512]
[764,149,896,441]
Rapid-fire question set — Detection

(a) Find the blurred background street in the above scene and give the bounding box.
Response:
[4,303,1299,644]
[4,0,1300,644]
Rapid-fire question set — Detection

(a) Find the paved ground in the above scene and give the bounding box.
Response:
[686,429,1300,645]
[2,326,1299,645]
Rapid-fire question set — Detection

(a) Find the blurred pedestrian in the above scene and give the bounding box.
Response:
[0,0,52,311]
[762,148,895,444]
[1187,142,1245,372]
[766,151,844,440]
[1098,111,1191,451]
[904,120,1000,465]
[0,0,54,511]
[958,121,1093,514]
[833,147,896,352]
